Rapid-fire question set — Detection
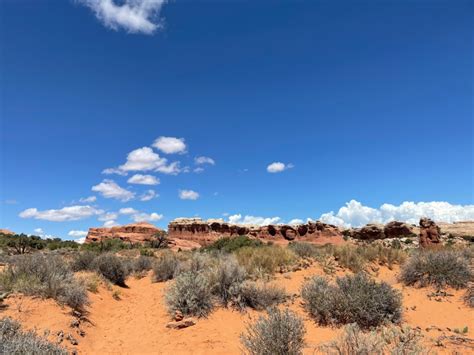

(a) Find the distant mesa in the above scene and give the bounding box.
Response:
[85,222,164,244]
[0,229,15,236]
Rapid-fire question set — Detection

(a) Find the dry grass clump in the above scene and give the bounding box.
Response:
[235,245,297,278]
[301,273,402,329]
[152,250,179,282]
[165,271,213,318]
[234,281,287,311]
[0,253,89,312]
[319,323,425,355]
[241,308,306,355]
[288,242,320,259]
[400,250,472,289]
[0,317,67,354]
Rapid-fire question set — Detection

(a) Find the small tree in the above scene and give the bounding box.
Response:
[149,231,169,249]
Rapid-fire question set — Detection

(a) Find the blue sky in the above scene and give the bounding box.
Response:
[0,0,473,240]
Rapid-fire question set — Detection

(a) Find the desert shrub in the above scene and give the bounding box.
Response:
[241,308,306,355]
[236,245,296,278]
[0,317,67,354]
[465,285,474,308]
[0,253,88,311]
[288,242,320,259]
[81,239,139,253]
[71,251,97,272]
[152,250,179,282]
[320,323,424,355]
[301,274,402,329]
[139,248,155,257]
[400,250,472,289]
[165,271,213,317]
[93,253,128,286]
[203,236,263,253]
[133,255,154,273]
[208,254,247,306]
[176,252,214,275]
[235,281,287,310]
[331,245,366,273]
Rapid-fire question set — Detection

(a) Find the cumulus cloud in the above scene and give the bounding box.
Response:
[319,200,474,228]
[105,147,181,175]
[119,207,138,215]
[34,228,44,234]
[19,205,103,222]
[98,212,119,221]
[79,0,167,35]
[266,162,294,173]
[92,179,135,201]
[140,189,158,201]
[153,136,186,154]
[288,219,304,225]
[79,196,97,203]
[68,230,88,237]
[228,214,281,226]
[179,189,199,200]
[127,174,160,185]
[131,212,163,222]
[195,156,215,165]
[103,220,119,227]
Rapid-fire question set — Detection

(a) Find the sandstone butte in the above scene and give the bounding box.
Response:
[85,218,474,248]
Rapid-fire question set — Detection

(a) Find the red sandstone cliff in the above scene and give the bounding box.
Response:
[85,222,163,244]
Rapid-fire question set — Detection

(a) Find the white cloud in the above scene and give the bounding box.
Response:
[140,189,158,201]
[75,237,87,244]
[155,161,181,175]
[266,162,294,173]
[319,200,474,228]
[98,212,119,221]
[179,189,199,200]
[102,167,128,176]
[131,212,163,222]
[79,196,97,203]
[68,230,88,237]
[228,214,281,226]
[119,207,138,215]
[193,167,205,174]
[153,136,186,154]
[79,0,167,35]
[127,174,160,185]
[34,228,44,234]
[92,179,135,201]
[19,205,103,222]
[195,156,215,165]
[119,147,167,172]
[289,219,304,225]
[103,220,119,227]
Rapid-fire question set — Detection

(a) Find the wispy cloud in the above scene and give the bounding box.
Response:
[195,156,215,165]
[140,189,158,201]
[127,174,160,185]
[79,0,167,35]
[19,205,103,222]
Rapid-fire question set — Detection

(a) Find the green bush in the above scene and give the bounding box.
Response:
[241,308,306,355]
[235,281,287,311]
[152,251,179,282]
[202,236,263,253]
[165,271,213,318]
[301,274,402,329]
[0,317,67,354]
[0,254,88,312]
[93,253,129,286]
[0,233,79,254]
[400,250,472,289]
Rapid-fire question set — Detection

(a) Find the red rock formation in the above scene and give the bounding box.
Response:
[85,222,164,244]
[383,221,416,238]
[0,229,15,236]
[167,218,343,246]
[350,224,385,240]
[419,217,440,248]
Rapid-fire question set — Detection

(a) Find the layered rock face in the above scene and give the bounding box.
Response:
[419,217,440,248]
[85,222,164,244]
[349,221,416,240]
[167,218,343,246]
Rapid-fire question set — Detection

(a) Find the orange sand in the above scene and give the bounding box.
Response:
[2,264,473,354]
